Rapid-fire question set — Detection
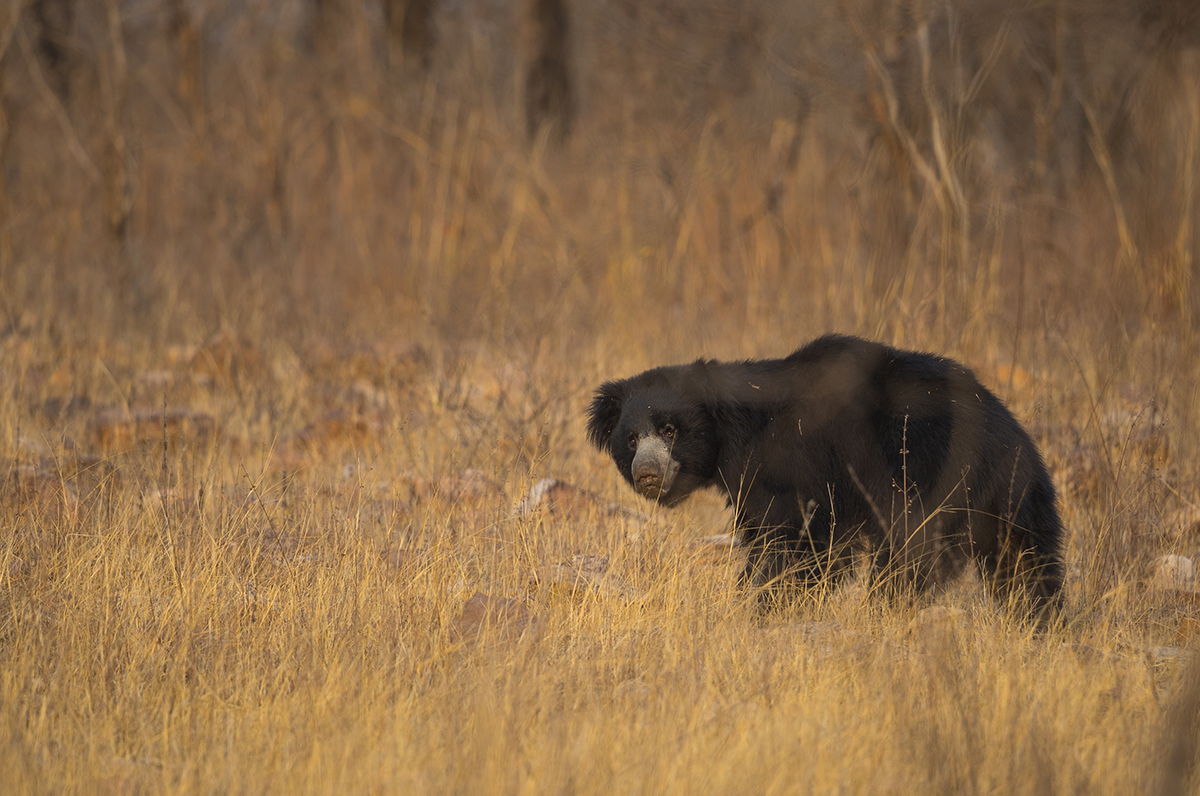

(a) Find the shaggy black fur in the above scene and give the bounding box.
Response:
[587,334,1063,613]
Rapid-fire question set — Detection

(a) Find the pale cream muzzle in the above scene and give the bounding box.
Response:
[630,434,681,500]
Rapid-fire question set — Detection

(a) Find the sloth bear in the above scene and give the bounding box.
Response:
[587,334,1063,613]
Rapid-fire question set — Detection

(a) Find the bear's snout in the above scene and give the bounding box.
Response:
[635,469,662,494]
[631,435,680,500]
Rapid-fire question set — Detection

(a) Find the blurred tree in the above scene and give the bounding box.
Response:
[383,0,435,70]
[30,0,74,101]
[167,0,204,128]
[524,0,573,142]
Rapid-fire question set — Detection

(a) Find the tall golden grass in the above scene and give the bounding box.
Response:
[2,0,1200,792]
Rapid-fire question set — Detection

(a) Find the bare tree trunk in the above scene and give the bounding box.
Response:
[101,0,130,245]
[0,2,21,273]
[30,0,73,101]
[1139,0,1200,48]
[383,0,435,70]
[524,0,573,143]
[310,0,341,56]
[167,0,204,133]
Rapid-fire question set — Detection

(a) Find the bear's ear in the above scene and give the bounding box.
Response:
[587,380,627,452]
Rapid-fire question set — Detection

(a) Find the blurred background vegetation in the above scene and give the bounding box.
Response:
[1,0,1196,353]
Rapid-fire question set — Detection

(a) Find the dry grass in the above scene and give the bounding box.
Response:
[3,0,1200,793]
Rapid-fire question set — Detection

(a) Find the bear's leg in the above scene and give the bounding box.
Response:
[867,545,895,598]
[738,527,793,592]
[976,549,1062,619]
[867,544,924,602]
[870,511,948,601]
[738,521,853,609]
[973,507,1063,620]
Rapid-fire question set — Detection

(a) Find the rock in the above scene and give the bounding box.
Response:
[516,478,591,516]
[1150,555,1196,591]
[453,592,543,647]
[515,478,646,520]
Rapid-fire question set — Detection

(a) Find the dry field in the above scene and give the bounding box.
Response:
[3,0,1200,793]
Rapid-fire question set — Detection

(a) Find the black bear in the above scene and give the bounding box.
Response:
[587,334,1064,613]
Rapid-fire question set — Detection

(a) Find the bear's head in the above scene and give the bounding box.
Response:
[586,365,719,506]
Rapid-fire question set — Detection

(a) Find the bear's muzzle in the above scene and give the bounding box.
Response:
[631,435,680,500]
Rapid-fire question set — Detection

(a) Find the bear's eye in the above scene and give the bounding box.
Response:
[627,432,638,451]
[661,424,676,441]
